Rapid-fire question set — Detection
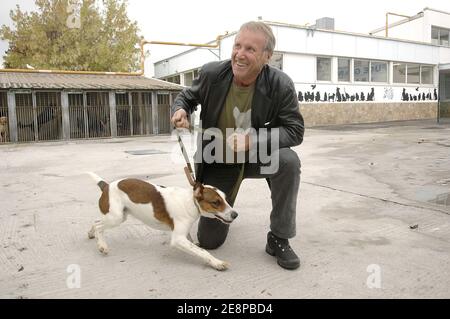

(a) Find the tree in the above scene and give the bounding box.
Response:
[0,0,141,72]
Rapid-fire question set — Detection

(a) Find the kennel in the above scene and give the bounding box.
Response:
[0,72,183,143]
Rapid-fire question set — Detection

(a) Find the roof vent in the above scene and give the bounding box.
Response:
[315,17,335,30]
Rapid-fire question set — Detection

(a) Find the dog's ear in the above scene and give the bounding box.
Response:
[193,182,204,200]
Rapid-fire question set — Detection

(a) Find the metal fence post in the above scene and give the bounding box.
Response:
[83,92,88,138]
[128,91,134,135]
[32,91,38,141]
[7,91,17,142]
[61,91,70,140]
[109,91,117,137]
[151,91,159,134]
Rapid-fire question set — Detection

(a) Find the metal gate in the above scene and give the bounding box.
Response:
[116,92,154,136]
[68,93,86,139]
[116,93,131,136]
[16,93,34,142]
[86,92,111,138]
[35,92,62,141]
[16,92,62,142]
[132,92,152,135]
[0,92,9,143]
[3,89,179,143]
[157,93,171,134]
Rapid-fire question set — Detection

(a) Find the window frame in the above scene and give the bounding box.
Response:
[316,56,332,82]
[353,59,370,83]
[337,57,351,83]
[393,63,434,85]
[420,65,434,85]
[406,63,420,85]
[393,62,407,84]
[431,25,450,47]
[370,60,389,83]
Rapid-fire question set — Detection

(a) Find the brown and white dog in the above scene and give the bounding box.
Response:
[0,116,8,143]
[87,170,238,271]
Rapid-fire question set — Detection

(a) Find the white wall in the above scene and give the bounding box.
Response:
[439,47,450,64]
[220,25,442,64]
[372,17,426,42]
[271,25,441,64]
[296,83,438,103]
[283,54,316,83]
[371,9,450,44]
[154,48,219,78]
[219,34,235,60]
[425,10,450,30]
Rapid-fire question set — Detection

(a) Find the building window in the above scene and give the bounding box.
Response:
[184,72,194,87]
[407,64,420,84]
[371,61,388,83]
[440,28,449,46]
[393,63,406,83]
[338,58,350,82]
[432,26,439,45]
[421,66,433,85]
[269,52,283,70]
[193,69,199,80]
[394,63,433,84]
[354,59,369,82]
[317,57,331,81]
[166,75,180,84]
[431,26,450,46]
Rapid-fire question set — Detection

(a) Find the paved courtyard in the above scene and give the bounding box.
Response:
[0,119,449,298]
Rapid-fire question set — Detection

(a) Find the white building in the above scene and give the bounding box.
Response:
[154,8,450,125]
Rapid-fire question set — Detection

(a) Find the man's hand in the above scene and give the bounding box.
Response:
[171,109,190,129]
[227,131,250,152]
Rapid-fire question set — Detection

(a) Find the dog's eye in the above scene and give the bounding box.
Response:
[212,200,220,207]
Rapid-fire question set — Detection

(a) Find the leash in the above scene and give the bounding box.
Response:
[174,125,227,186]
[174,127,196,186]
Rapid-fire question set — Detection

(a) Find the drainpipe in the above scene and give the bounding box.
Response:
[385,12,412,37]
[0,34,225,76]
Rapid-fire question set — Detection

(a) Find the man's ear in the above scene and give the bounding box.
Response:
[193,182,204,200]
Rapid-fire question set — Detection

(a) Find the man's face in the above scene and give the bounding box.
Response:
[231,29,271,86]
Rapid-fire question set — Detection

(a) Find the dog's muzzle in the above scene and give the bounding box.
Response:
[214,210,238,224]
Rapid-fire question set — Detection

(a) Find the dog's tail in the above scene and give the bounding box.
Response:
[86,172,108,191]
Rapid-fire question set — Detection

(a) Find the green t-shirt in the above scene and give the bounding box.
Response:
[217,82,254,164]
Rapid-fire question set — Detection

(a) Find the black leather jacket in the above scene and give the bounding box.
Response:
[172,60,304,181]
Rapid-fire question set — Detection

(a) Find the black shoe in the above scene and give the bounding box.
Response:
[265,231,300,270]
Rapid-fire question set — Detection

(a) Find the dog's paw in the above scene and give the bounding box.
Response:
[210,260,229,271]
[98,244,109,255]
[88,230,95,239]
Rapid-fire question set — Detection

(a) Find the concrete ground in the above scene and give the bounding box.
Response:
[0,119,449,299]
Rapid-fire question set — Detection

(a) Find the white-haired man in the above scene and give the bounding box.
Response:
[171,21,304,270]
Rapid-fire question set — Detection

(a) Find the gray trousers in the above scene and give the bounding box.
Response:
[197,148,301,249]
